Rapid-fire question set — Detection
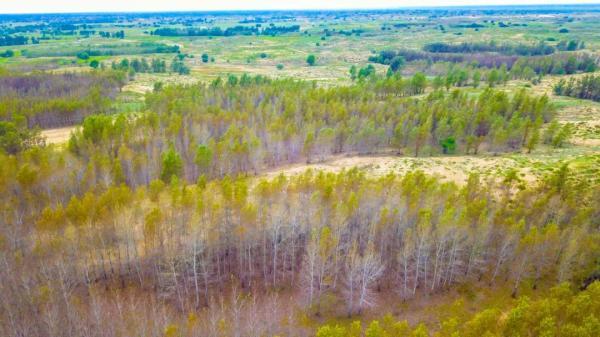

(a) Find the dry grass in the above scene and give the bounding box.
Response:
[262,154,537,185]
[41,126,76,145]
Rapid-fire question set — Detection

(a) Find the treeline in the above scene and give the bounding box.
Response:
[152,24,300,37]
[0,163,597,336]
[97,30,125,38]
[554,75,600,102]
[423,41,557,56]
[0,70,126,129]
[370,49,598,76]
[110,57,168,73]
[21,42,180,58]
[0,34,29,46]
[510,53,598,76]
[556,39,585,51]
[316,282,600,337]
[78,30,125,38]
[431,65,508,88]
[370,48,517,69]
[351,68,428,95]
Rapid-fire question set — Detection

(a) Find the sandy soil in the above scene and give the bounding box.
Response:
[262,154,537,185]
[41,126,76,145]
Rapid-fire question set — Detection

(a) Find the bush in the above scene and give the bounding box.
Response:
[0,49,14,58]
[76,52,90,60]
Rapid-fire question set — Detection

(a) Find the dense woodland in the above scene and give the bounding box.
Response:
[0,70,125,128]
[0,160,598,336]
[64,76,555,185]
[1,6,600,337]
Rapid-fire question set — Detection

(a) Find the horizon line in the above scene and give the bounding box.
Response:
[2,3,600,16]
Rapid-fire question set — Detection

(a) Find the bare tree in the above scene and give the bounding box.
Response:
[344,241,384,316]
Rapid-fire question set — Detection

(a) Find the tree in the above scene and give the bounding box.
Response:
[144,207,162,248]
[77,51,90,60]
[161,146,183,182]
[410,122,430,156]
[89,60,99,68]
[307,54,316,66]
[411,72,427,94]
[344,242,384,316]
[551,123,573,148]
[316,325,346,337]
[365,321,385,337]
[358,65,376,80]
[349,65,357,81]
[440,137,456,154]
[389,56,405,73]
[525,122,541,153]
[565,56,577,74]
[0,121,42,154]
[472,70,481,88]
[201,53,209,63]
[302,226,337,314]
[0,49,14,57]
[488,69,499,87]
[195,144,213,176]
[171,59,190,75]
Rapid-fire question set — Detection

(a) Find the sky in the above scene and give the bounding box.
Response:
[0,0,598,14]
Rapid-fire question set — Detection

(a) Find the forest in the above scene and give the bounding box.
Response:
[0,70,125,128]
[0,4,599,337]
[65,76,556,185]
[1,156,598,336]
[1,71,596,337]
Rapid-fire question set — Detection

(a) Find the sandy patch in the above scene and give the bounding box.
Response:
[262,154,537,185]
[42,126,76,145]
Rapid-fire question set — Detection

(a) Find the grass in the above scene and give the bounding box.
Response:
[4,9,599,82]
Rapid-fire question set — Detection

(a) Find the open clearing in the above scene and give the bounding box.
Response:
[41,126,75,144]
[263,143,599,186]
[263,154,535,184]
